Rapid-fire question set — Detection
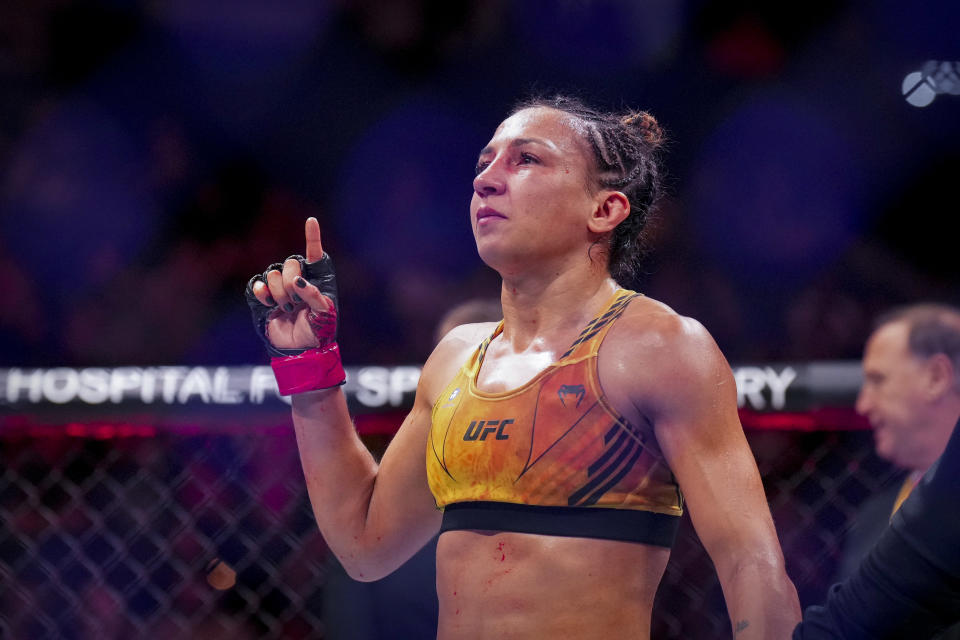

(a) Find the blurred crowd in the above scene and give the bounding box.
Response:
[3,4,960,638]
[1,0,958,370]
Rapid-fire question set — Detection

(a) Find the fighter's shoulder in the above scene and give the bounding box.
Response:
[439,321,500,343]
[419,322,498,397]
[612,295,715,354]
[434,321,499,357]
[605,296,726,389]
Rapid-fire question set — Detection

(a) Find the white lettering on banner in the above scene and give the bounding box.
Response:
[178,368,212,403]
[43,368,79,404]
[78,368,110,403]
[354,367,421,408]
[736,367,765,408]
[140,368,156,403]
[212,367,243,404]
[110,368,143,403]
[249,367,278,404]
[735,366,797,410]
[389,367,420,406]
[6,369,43,403]
[0,366,806,410]
[2,366,280,406]
[159,368,187,403]
[356,367,389,407]
[766,366,797,409]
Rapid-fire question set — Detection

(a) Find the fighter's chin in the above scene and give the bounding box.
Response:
[474,242,520,276]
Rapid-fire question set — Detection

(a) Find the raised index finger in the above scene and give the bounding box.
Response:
[305,217,324,263]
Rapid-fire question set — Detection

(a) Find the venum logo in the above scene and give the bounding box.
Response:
[441,387,461,408]
[557,384,585,408]
[463,419,513,441]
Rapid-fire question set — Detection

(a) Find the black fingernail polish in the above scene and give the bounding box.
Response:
[296,277,307,288]
[266,295,276,306]
[283,302,294,312]
[293,293,303,303]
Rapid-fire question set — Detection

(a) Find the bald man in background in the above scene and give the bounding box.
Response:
[858,304,960,478]
[802,304,960,639]
[794,414,960,638]
[841,305,960,573]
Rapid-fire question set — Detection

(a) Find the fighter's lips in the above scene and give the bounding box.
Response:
[476,207,506,221]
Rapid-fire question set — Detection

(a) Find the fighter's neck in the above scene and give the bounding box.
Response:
[498,269,619,350]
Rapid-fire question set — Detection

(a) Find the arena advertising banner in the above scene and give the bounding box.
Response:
[0,362,865,430]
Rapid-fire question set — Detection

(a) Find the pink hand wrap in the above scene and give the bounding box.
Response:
[271,343,345,396]
[269,308,344,396]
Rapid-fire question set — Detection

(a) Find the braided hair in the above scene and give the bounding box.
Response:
[511,95,665,286]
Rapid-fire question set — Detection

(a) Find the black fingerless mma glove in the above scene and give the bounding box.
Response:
[245,253,340,358]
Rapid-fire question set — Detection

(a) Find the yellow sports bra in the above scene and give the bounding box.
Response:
[426,289,683,546]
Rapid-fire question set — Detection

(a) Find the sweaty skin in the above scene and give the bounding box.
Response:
[430,299,672,640]
[254,106,800,639]
[436,530,668,639]
[428,289,795,639]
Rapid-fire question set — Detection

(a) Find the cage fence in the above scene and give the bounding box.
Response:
[0,363,894,639]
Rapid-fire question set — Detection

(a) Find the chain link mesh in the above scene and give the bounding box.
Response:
[0,422,897,639]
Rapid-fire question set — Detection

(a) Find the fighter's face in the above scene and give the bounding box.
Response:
[469,107,600,272]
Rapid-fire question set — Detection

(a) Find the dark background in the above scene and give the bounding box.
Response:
[1,0,958,368]
[2,3,957,637]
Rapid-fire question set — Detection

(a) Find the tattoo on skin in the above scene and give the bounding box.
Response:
[734,620,749,636]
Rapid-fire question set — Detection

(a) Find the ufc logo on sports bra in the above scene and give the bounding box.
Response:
[462,419,514,441]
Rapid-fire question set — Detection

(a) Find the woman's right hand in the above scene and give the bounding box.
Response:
[246,217,339,355]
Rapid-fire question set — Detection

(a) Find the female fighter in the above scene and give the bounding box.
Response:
[247,96,801,639]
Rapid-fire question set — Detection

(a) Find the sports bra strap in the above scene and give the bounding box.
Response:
[559,289,639,360]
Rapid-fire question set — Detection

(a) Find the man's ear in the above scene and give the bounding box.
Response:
[587,191,630,234]
[925,353,956,400]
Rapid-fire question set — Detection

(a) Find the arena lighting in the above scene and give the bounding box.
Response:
[902,60,960,107]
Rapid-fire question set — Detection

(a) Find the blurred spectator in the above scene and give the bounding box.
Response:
[0,241,46,364]
[337,0,503,75]
[794,418,960,639]
[782,239,953,362]
[59,161,319,365]
[639,198,749,358]
[433,296,502,342]
[837,304,960,639]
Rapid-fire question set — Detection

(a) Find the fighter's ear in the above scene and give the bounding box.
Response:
[588,191,630,234]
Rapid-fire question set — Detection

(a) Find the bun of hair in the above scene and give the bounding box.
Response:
[621,111,664,148]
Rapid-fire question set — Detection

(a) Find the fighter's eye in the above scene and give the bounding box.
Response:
[475,160,490,176]
[518,152,539,165]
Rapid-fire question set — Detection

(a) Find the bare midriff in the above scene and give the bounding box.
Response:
[435,529,671,640]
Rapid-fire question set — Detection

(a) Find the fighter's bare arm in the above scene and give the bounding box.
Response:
[602,302,801,639]
[248,218,478,581]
